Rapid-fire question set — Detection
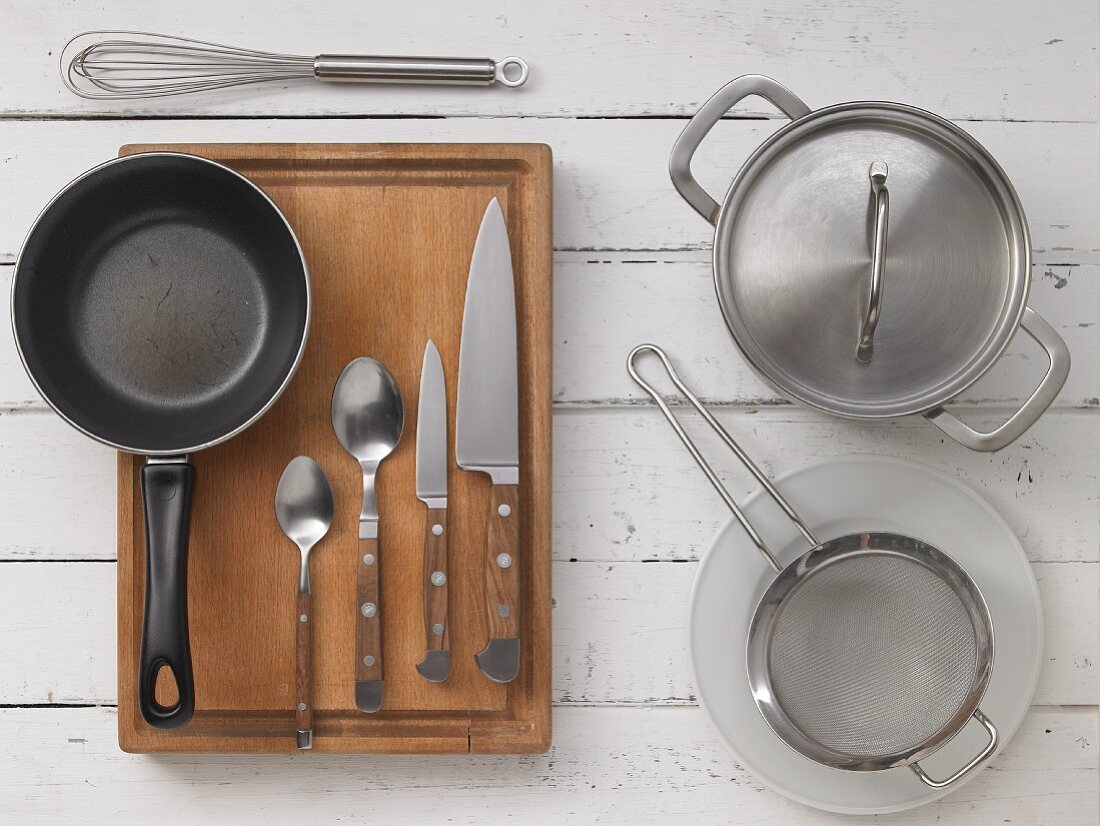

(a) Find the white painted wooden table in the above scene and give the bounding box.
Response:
[1,2,1097,822]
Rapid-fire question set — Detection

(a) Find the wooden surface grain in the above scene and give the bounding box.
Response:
[421,508,450,656]
[355,537,383,690]
[295,592,312,740]
[483,485,521,641]
[112,143,552,753]
[0,706,1093,823]
[3,0,1096,121]
[0,0,1096,821]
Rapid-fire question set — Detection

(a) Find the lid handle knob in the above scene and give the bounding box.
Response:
[857,161,890,365]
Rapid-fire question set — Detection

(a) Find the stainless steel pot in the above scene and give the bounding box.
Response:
[670,75,1070,452]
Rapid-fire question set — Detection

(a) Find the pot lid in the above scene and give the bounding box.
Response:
[714,102,1029,418]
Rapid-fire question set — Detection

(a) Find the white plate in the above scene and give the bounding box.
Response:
[690,455,1042,815]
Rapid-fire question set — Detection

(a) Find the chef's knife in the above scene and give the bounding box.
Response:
[416,339,451,682]
[456,197,521,684]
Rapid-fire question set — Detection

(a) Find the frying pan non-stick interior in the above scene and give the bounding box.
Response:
[12,153,309,454]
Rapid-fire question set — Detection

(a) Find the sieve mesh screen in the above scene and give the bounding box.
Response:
[767,553,978,759]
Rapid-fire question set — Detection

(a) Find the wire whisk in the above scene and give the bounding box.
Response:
[61,30,529,100]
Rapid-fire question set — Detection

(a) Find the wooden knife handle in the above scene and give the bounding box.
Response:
[356,536,382,684]
[295,592,312,747]
[423,508,450,652]
[485,485,520,639]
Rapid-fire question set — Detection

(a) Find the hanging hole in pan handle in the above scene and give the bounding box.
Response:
[924,307,1070,452]
[626,344,817,572]
[856,161,890,365]
[145,660,183,715]
[669,75,811,225]
[910,708,998,789]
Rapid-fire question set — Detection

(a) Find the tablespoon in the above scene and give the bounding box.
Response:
[275,456,334,750]
[331,358,404,713]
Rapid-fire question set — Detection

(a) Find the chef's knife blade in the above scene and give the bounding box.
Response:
[456,198,519,483]
[416,340,451,682]
[456,197,521,684]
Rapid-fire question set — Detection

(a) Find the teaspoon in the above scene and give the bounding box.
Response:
[275,456,334,749]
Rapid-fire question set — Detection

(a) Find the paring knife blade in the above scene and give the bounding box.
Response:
[456,197,521,684]
[416,340,451,682]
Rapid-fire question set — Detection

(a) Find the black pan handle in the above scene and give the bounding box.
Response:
[139,461,196,729]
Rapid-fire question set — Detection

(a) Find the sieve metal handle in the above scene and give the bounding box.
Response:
[626,344,819,573]
[909,708,998,789]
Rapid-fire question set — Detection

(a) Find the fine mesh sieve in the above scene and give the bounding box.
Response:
[768,554,976,757]
[628,344,998,789]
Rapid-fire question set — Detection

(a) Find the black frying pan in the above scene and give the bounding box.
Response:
[11,153,310,729]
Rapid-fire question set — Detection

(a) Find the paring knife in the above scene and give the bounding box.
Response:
[456,197,521,684]
[415,340,451,682]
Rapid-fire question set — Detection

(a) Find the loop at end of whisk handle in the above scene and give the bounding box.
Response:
[313,55,528,87]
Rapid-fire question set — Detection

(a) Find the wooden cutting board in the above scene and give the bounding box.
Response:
[115,143,552,753]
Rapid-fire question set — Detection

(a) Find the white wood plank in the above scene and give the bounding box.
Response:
[0,705,1092,824]
[0,1,1094,817]
[1,560,1093,706]
[552,256,1099,408]
[554,408,1099,564]
[3,256,1097,409]
[2,0,1095,121]
[552,560,1098,708]
[0,412,117,559]
[0,119,1095,262]
[0,408,1095,563]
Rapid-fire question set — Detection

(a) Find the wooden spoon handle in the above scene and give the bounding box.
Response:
[295,591,313,748]
[355,534,383,712]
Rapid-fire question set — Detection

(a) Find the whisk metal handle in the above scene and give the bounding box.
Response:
[627,344,819,573]
[313,55,528,87]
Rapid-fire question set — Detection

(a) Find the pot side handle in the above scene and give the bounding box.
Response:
[924,307,1071,452]
[669,75,811,225]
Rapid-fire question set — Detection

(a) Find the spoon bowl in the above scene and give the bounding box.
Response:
[276,456,335,553]
[275,456,334,594]
[332,358,404,466]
